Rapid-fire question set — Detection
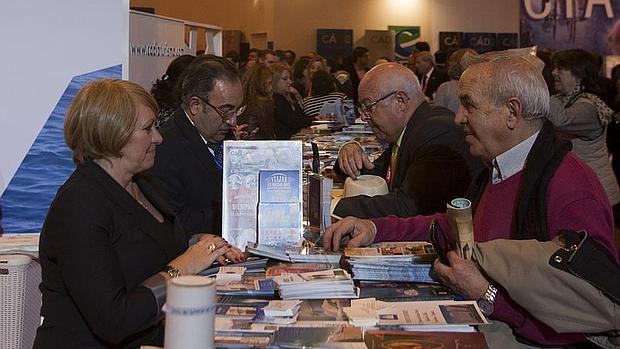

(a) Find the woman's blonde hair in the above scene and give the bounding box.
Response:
[271,63,291,86]
[64,79,158,164]
[243,64,273,106]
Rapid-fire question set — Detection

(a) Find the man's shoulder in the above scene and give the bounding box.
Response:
[550,151,608,199]
[409,104,458,135]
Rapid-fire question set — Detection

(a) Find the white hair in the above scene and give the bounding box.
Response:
[466,52,549,120]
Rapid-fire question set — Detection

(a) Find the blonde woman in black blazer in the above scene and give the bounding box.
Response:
[33,80,244,349]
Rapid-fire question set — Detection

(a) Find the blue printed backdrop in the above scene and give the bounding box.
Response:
[520,0,620,55]
[316,29,353,59]
[464,33,497,53]
[0,65,122,234]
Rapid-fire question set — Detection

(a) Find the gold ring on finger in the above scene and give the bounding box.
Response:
[208,243,217,253]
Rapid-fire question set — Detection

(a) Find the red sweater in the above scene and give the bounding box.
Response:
[372,152,618,346]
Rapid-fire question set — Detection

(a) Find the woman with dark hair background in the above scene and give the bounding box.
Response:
[546,48,620,224]
[150,55,196,128]
[292,57,310,99]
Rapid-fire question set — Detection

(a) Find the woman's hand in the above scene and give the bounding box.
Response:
[224,246,246,263]
[197,234,245,265]
[169,235,230,275]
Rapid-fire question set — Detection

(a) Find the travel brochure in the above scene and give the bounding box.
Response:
[222,140,303,250]
[364,330,489,349]
[343,298,488,328]
[347,260,434,283]
[273,268,358,300]
[246,242,341,264]
[357,282,454,302]
[345,241,436,262]
[257,170,302,248]
[199,257,268,277]
[216,273,276,297]
[345,242,436,283]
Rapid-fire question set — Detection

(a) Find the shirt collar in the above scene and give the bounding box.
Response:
[425,67,434,80]
[395,125,407,148]
[184,110,209,145]
[491,131,540,184]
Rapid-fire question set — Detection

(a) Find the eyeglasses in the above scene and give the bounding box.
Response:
[195,96,246,122]
[357,91,400,120]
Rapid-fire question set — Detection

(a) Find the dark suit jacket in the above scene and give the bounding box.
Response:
[151,109,224,235]
[420,67,449,99]
[34,161,186,348]
[334,102,482,219]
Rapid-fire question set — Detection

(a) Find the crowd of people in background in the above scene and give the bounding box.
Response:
[151,43,620,207]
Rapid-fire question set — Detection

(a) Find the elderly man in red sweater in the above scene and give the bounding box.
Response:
[323,53,618,347]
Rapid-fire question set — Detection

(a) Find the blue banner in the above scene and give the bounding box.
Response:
[439,32,464,52]
[496,33,519,51]
[520,0,620,55]
[464,33,497,53]
[316,29,353,59]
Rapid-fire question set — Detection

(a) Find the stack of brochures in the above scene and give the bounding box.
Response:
[199,257,268,276]
[344,298,488,332]
[216,273,277,297]
[272,326,365,349]
[345,242,436,283]
[273,268,358,300]
[246,242,341,264]
[252,300,303,326]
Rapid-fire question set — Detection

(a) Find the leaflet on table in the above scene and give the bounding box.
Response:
[265,262,335,277]
[348,261,434,283]
[272,326,366,349]
[345,241,436,262]
[364,330,489,349]
[199,257,268,276]
[343,298,488,327]
[216,273,276,297]
[246,242,341,263]
[214,332,272,349]
[214,317,277,334]
[216,302,266,319]
[222,141,302,249]
[358,282,454,302]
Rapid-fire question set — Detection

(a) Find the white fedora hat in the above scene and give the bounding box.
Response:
[331,175,389,213]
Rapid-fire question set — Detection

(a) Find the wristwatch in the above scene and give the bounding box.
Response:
[477,283,498,316]
[163,265,180,278]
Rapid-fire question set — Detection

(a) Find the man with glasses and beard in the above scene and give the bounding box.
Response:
[152,56,246,236]
[333,63,481,219]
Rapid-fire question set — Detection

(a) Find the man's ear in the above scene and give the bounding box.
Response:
[395,91,409,112]
[187,97,202,116]
[505,97,522,130]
